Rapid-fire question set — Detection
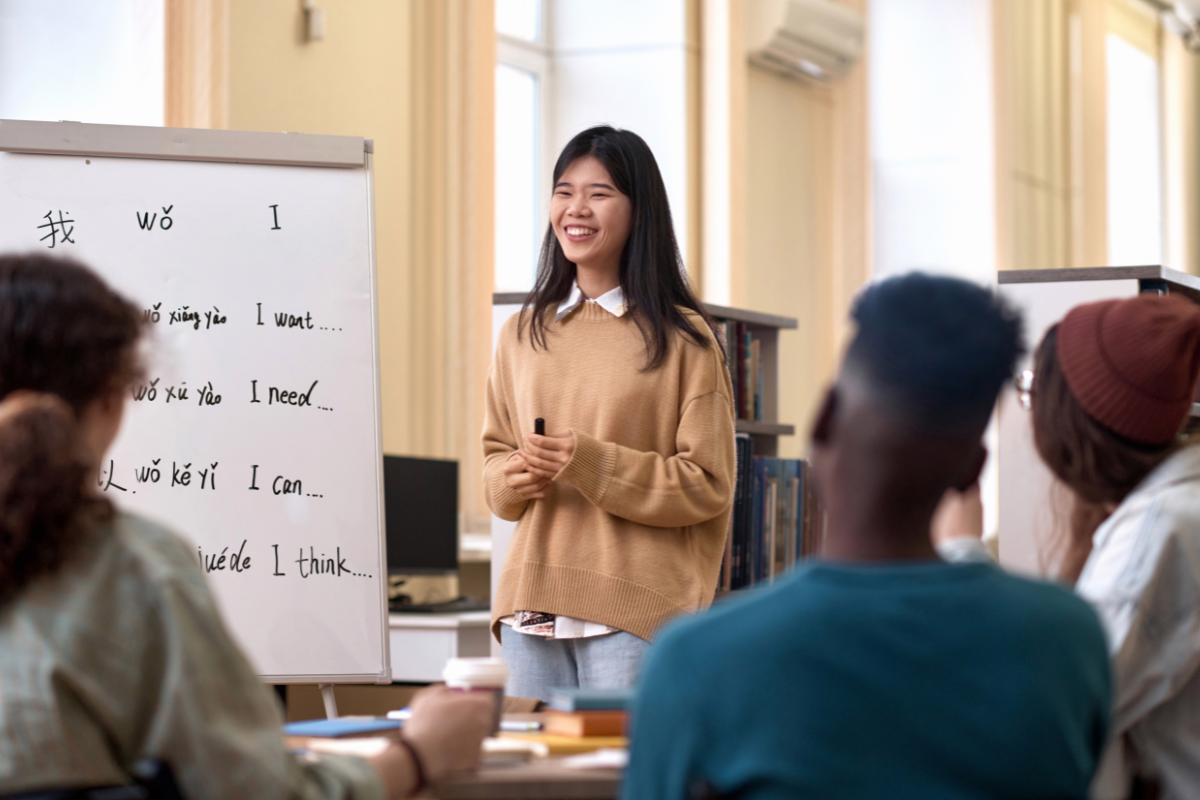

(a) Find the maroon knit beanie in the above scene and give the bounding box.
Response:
[1057,294,1200,445]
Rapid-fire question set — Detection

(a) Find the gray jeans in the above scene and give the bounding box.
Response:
[500,624,651,704]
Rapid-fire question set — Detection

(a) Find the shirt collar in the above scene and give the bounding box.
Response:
[555,282,627,321]
[1122,442,1200,498]
[1091,443,1200,551]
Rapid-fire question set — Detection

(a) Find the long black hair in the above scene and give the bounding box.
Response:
[518,125,717,370]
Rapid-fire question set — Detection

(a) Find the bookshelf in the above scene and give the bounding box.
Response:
[703,303,798,457]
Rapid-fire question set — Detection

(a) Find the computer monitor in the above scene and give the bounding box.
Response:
[383,455,458,575]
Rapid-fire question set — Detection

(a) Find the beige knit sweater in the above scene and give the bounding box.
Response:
[483,301,736,642]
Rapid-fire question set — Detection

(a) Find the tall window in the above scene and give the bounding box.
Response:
[1106,30,1163,266]
[495,0,551,293]
[0,0,163,126]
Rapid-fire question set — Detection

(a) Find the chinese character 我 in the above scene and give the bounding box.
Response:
[37,210,75,248]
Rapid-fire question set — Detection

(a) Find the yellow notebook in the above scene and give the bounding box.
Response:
[498,732,628,755]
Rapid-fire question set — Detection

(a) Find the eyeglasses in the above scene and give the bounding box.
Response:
[1017,369,1035,410]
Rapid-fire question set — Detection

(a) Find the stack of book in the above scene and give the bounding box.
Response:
[500,688,631,756]
[721,435,825,591]
[716,318,764,422]
[544,709,626,737]
[546,688,628,737]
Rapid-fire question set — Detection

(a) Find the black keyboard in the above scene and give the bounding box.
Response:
[390,596,491,614]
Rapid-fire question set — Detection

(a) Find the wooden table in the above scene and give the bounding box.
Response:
[433,758,621,799]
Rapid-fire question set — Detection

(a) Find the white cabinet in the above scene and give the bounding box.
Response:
[388,612,492,683]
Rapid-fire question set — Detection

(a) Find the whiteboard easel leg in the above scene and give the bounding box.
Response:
[319,684,338,719]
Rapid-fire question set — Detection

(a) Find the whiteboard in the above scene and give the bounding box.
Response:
[0,120,390,684]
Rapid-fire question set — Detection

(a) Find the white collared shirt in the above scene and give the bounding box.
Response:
[1076,443,1200,799]
[555,282,627,321]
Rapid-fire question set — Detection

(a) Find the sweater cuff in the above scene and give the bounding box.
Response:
[556,430,617,504]
[488,456,529,519]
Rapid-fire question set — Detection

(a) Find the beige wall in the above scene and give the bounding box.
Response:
[739,0,869,459]
[745,68,838,458]
[228,0,415,453]
[227,0,494,532]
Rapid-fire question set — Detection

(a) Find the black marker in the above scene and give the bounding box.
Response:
[535,417,545,436]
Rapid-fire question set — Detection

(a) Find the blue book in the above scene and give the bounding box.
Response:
[284,718,402,738]
[547,687,633,712]
[751,456,767,584]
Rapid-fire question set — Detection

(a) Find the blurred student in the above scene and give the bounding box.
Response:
[1029,295,1200,800]
[623,273,1111,800]
[0,254,493,798]
[483,126,735,701]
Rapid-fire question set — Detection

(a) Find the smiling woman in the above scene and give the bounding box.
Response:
[481,126,737,702]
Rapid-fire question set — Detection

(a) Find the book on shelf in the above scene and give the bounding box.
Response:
[716,317,764,422]
[543,710,628,738]
[720,452,824,592]
[729,434,754,589]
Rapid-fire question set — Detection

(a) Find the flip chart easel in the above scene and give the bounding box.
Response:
[0,121,392,712]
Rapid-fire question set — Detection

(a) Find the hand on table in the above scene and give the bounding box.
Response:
[503,453,551,499]
[372,685,494,797]
[518,431,576,481]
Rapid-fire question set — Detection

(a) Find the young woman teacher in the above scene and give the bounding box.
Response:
[0,254,493,799]
[483,126,736,701]
[1029,294,1200,800]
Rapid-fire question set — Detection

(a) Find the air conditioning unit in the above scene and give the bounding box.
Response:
[745,0,865,82]
[1162,0,1200,52]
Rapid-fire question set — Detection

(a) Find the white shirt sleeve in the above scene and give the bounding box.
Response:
[935,536,995,565]
[1077,494,1200,799]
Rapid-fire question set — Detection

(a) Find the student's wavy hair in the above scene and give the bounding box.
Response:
[1030,325,1178,582]
[0,254,144,606]
[518,125,717,370]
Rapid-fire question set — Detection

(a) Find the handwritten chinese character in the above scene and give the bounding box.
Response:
[97,458,127,493]
[37,210,75,248]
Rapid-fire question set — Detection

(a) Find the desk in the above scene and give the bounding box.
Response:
[388,611,492,682]
[434,759,621,799]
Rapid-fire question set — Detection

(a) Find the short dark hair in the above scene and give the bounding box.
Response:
[846,273,1024,431]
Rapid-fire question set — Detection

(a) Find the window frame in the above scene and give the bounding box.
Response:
[495,2,554,292]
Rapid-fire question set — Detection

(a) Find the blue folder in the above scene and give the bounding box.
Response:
[284,718,402,737]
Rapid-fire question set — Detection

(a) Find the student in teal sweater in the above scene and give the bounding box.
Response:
[623,273,1111,800]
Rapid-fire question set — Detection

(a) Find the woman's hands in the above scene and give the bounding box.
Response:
[518,431,575,481]
[503,452,551,499]
[502,431,576,499]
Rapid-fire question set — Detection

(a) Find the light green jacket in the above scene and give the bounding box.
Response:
[0,512,383,800]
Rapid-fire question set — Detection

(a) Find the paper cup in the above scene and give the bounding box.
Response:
[443,657,508,733]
